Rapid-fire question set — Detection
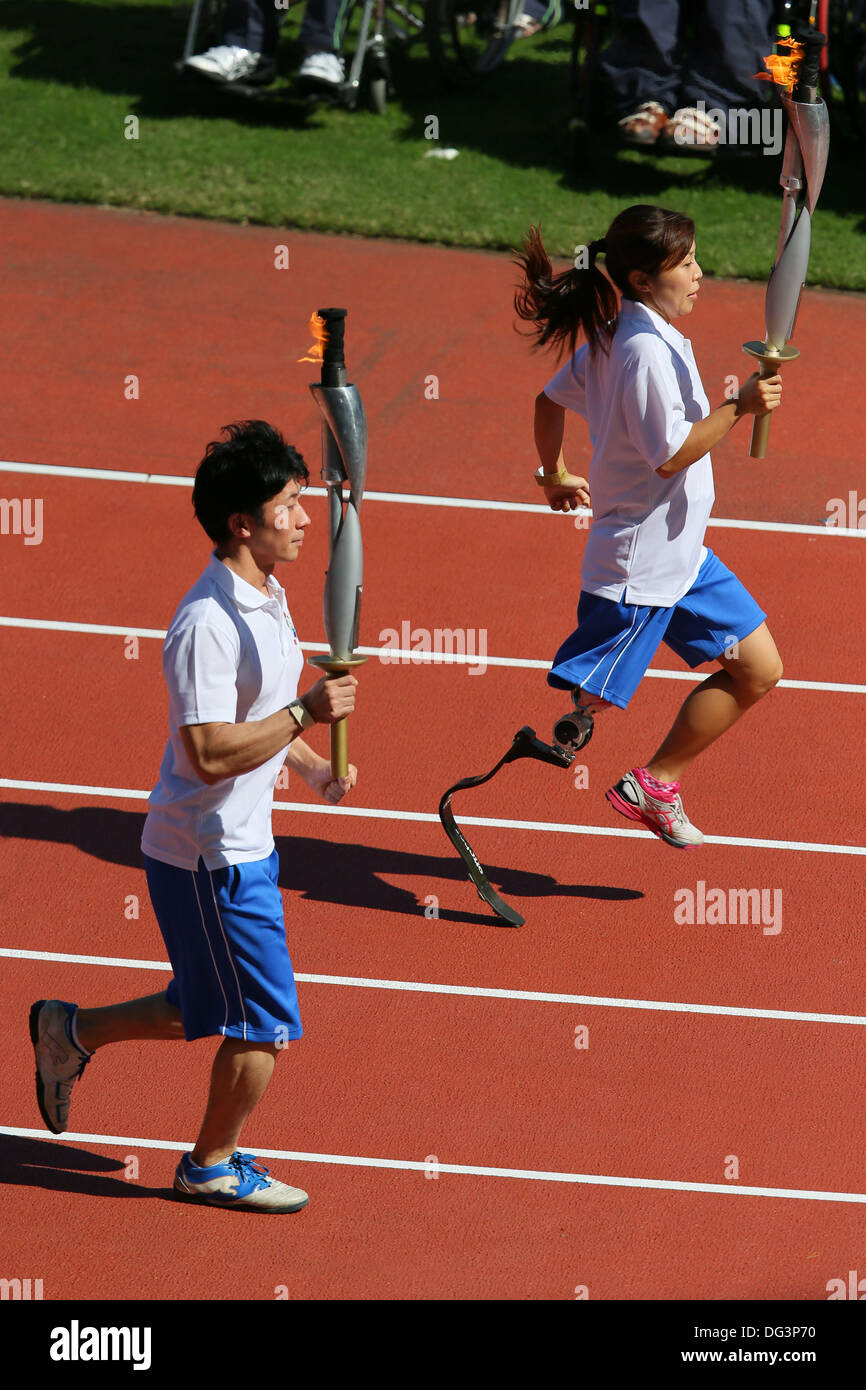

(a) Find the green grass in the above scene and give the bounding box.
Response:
[1,0,864,287]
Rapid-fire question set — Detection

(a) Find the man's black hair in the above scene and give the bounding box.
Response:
[192,420,309,544]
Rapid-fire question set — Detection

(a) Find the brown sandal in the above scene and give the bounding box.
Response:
[617,100,669,146]
[659,106,721,154]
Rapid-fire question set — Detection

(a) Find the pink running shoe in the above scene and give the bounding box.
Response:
[605,767,703,849]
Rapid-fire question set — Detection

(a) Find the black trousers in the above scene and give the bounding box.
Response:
[600,0,778,117]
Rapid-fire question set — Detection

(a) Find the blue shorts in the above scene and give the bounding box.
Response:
[143,849,302,1045]
[548,548,766,710]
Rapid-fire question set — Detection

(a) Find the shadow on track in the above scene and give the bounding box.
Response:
[0,801,643,923]
[0,1131,173,1201]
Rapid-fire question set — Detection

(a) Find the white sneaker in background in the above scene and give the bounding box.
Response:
[184,45,267,84]
[297,52,346,89]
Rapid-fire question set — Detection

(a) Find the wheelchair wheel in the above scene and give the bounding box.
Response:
[425,0,524,84]
[370,75,388,110]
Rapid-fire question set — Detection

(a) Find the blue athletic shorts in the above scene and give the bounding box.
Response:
[143,848,302,1044]
[548,548,766,710]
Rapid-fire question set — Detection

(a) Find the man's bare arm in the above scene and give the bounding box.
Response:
[181,673,356,785]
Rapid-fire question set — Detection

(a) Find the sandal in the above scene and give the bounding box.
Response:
[617,100,669,145]
[659,106,721,154]
[513,13,544,38]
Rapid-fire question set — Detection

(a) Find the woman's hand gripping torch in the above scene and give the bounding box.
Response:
[305,308,368,779]
[745,17,829,458]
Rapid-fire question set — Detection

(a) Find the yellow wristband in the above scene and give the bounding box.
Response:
[535,465,569,487]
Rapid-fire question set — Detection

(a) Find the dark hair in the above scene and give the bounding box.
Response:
[192,420,309,544]
[513,205,696,359]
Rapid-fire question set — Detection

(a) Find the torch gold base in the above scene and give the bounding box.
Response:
[309,653,368,778]
[742,341,800,459]
[308,655,369,673]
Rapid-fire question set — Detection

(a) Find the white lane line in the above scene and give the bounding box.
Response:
[0,616,170,640]
[1,616,863,695]
[2,947,171,971]
[5,947,865,1027]
[2,776,864,856]
[1,1124,863,1203]
[1,458,862,538]
[1,778,150,801]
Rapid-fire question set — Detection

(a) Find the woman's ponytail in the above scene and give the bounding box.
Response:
[513,225,618,360]
[514,206,696,360]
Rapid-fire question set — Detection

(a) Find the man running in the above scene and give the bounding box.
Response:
[30,420,358,1214]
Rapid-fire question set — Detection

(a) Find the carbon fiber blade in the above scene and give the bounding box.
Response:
[438,791,525,927]
[436,727,573,927]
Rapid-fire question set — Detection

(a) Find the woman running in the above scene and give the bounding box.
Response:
[514,204,783,848]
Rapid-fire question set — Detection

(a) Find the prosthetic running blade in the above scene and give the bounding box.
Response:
[438,726,576,927]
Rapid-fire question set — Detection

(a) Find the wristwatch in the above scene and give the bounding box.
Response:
[286,697,315,733]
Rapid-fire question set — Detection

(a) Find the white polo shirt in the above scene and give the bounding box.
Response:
[544,297,715,607]
[141,553,304,870]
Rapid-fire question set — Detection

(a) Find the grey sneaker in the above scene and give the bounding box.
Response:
[606,768,703,848]
[174,1151,309,1213]
[29,999,91,1134]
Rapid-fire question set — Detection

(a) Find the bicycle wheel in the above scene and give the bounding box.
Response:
[425,0,525,83]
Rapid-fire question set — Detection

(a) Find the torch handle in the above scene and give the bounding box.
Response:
[308,653,368,783]
[750,357,777,460]
[743,341,799,461]
[330,717,349,781]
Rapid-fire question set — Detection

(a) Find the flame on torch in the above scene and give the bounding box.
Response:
[298,311,328,364]
[756,37,805,95]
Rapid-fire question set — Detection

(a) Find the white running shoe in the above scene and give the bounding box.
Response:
[606,768,704,849]
[184,45,269,84]
[174,1151,309,1213]
[297,52,345,88]
[30,999,91,1134]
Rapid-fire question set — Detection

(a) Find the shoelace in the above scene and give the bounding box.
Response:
[227,1152,271,1189]
[635,780,692,835]
[71,1052,91,1081]
[60,1018,93,1080]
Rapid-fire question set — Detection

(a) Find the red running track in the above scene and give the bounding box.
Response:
[1,198,865,1302]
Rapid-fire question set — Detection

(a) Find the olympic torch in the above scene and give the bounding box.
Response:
[302,308,367,778]
[744,14,829,458]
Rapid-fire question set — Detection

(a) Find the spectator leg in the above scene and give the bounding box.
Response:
[599,0,682,118]
[679,0,777,113]
[299,0,350,55]
[223,0,280,55]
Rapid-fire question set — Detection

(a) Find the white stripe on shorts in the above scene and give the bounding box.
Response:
[598,607,655,701]
[191,870,230,1036]
[208,869,249,1041]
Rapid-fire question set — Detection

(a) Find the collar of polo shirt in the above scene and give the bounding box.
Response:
[620,297,687,350]
[206,552,280,611]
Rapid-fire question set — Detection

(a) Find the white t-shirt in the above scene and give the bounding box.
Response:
[544,298,715,607]
[141,553,305,870]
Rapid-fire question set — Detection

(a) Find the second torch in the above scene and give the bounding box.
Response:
[308,307,367,779]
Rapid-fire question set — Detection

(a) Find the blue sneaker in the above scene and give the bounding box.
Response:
[173,1151,309,1213]
[29,999,92,1134]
